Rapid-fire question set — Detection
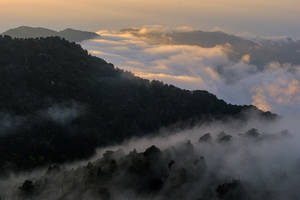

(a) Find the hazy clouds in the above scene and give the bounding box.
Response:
[81,28,300,116]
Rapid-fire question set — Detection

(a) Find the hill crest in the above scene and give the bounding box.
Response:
[1,26,99,42]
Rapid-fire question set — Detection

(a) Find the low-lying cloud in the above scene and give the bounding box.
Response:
[0,102,85,136]
[1,114,299,200]
[81,28,300,116]
[0,113,23,136]
[44,102,85,125]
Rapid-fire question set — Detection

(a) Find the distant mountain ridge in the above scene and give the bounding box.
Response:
[1,26,100,42]
[122,28,300,67]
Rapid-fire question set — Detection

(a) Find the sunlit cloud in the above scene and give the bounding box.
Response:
[251,87,272,112]
[241,54,251,63]
[89,50,124,58]
[134,72,203,83]
[81,29,300,115]
[252,77,300,113]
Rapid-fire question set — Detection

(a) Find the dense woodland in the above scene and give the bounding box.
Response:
[0,36,274,173]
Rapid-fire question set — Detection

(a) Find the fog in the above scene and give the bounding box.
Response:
[1,113,299,200]
[45,102,85,125]
[0,113,23,136]
[0,102,84,136]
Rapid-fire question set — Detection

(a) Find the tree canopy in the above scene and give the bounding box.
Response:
[0,36,275,173]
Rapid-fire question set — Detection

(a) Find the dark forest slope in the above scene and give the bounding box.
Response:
[0,36,274,173]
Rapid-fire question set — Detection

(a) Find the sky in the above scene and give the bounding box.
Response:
[1,0,300,37]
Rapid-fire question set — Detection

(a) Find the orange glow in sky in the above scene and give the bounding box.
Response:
[0,0,300,36]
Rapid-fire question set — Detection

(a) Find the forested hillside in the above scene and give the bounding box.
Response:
[0,36,274,173]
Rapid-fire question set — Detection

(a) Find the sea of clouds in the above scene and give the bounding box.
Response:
[81,27,300,116]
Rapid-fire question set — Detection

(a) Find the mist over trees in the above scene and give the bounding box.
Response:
[1,126,296,200]
[0,36,274,173]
